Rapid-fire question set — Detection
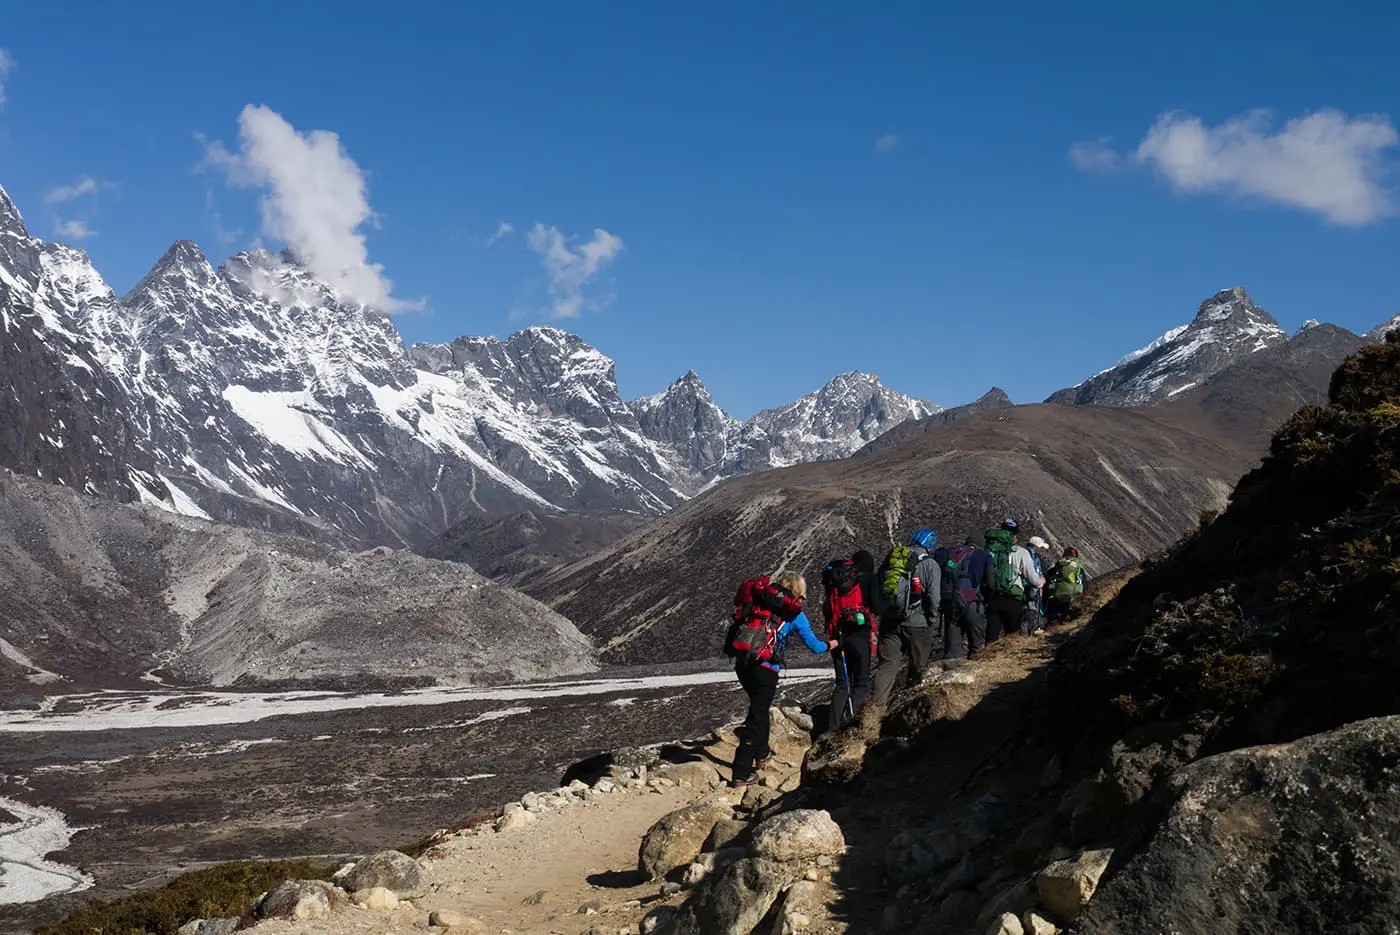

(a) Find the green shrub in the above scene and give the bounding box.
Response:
[36,859,335,935]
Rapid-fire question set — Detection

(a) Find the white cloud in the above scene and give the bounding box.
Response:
[526,224,624,319]
[43,176,101,204]
[197,104,423,312]
[487,221,515,245]
[53,218,96,241]
[0,50,14,110]
[1068,137,1122,173]
[1135,108,1398,225]
[874,133,902,154]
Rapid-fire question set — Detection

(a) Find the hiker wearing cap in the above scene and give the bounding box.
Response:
[1023,535,1051,634]
[871,529,942,704]
[1044,546,1087,624]
[935,533,995,659]
[983,519,1044,643]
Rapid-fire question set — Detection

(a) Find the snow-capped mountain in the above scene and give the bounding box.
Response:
[0,184,935,553]
[1048,287,1288,406]
[721,371,941,475]
[1366,312,1400,342]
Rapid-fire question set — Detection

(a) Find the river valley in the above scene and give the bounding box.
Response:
[0,664,829,933]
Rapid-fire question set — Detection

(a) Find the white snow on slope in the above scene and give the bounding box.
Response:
[0,797,93,905]
[0,670,830,733]
[0,639,63,685]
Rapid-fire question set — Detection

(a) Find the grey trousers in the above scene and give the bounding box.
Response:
[872,624,936,704]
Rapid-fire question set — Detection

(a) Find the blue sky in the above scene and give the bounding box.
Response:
[1,1,1397,418]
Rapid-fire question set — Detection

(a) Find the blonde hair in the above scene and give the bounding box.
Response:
[775,571,807,601]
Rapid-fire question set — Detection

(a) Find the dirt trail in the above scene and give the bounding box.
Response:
[247,628,1078,935]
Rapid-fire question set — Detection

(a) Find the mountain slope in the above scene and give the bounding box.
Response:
[0,190,147,501]
[528,401,1258,665]
[0,467,596,696]
[1049,287,1287,406]
[855,387,1013,457]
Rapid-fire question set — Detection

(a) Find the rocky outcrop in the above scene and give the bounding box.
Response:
[334,850,429,899]
[1078,717,1400,934]
[639,803,735,880]
[253,880,345,921]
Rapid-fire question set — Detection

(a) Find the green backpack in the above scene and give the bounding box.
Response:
[880,544,915,623]
[1049,557,1083,601]
[984,528,1024,601]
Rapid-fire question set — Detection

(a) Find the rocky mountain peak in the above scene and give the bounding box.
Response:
[0,185,27,237]
[630,370,736,477]
[1047,286,1288,407]
[126,240,221,303]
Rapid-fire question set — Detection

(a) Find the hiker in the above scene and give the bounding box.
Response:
[983,519,1044,642]
[726,571,837,787]
[1044,546,1086,624]
[822,550,878,729]
[936,533,995,659]
[871,529,941,704]
[1023,535,1051,633]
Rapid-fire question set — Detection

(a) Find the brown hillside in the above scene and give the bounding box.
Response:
[528,403,1256,665]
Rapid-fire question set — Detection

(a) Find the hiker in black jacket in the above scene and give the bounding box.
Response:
[825,549,879,729]
[937,534,996,659]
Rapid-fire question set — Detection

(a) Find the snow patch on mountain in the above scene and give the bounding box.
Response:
[1049,287,1288,407]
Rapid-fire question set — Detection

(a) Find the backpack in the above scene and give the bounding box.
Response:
[1049,557,1083,601]
[822,558,874,636]
[943,544,985,608]
[724,577,802,664]
[879,545,926,624]
[984,528,1025,601]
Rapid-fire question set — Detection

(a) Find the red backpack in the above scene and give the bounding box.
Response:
[724,576,802,663]
[821,558,875,639]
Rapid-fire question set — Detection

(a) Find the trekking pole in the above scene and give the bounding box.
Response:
[837,648,855,723]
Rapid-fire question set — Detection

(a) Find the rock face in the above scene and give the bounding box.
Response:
[254,880,342,921]
[1048,287,1287,406]
[638,803,733,880]
[530,401,1260,664]
[0,184,936,562]
[1078,717,1400,934]
[338,850,429,899]
[0,467,597,690]
[669,858,797,935]
[1035,849,1112,925]
[747,810,845,863]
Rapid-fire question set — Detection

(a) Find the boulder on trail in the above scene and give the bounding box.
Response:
[705,817,753,851]
[639,802,734,880]
[350,886,398,910]
[337,849,429,898]
[177,919,239,935]
[1035,849,1112,925]
[669,858,798,935]
[764,879,824,935]
[1076,716,1400,934]
[254,880,343,921]
[748,809,845,864]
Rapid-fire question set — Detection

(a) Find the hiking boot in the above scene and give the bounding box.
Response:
[754,756,771,770]
[729,774,757,788]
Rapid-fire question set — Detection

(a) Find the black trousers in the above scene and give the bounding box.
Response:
[945,601,988,657]
[734,662,780,780]
[829,630,874,729]
[986,596,1024,643]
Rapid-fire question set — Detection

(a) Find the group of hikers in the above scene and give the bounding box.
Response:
[723,518,1086,787]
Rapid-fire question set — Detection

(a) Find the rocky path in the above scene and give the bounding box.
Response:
[189,630,1077,935]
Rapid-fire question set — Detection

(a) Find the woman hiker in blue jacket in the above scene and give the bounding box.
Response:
[731,571,836,787]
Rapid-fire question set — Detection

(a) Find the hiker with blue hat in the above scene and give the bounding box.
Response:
[871,528,942,705]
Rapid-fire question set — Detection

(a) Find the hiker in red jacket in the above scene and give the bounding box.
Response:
[822,549,879,729]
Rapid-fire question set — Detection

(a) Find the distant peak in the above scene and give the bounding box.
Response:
[1298,319,1322,334]
[0,184,28,237]
[158,239,210,267]
[978,387,1013,404]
